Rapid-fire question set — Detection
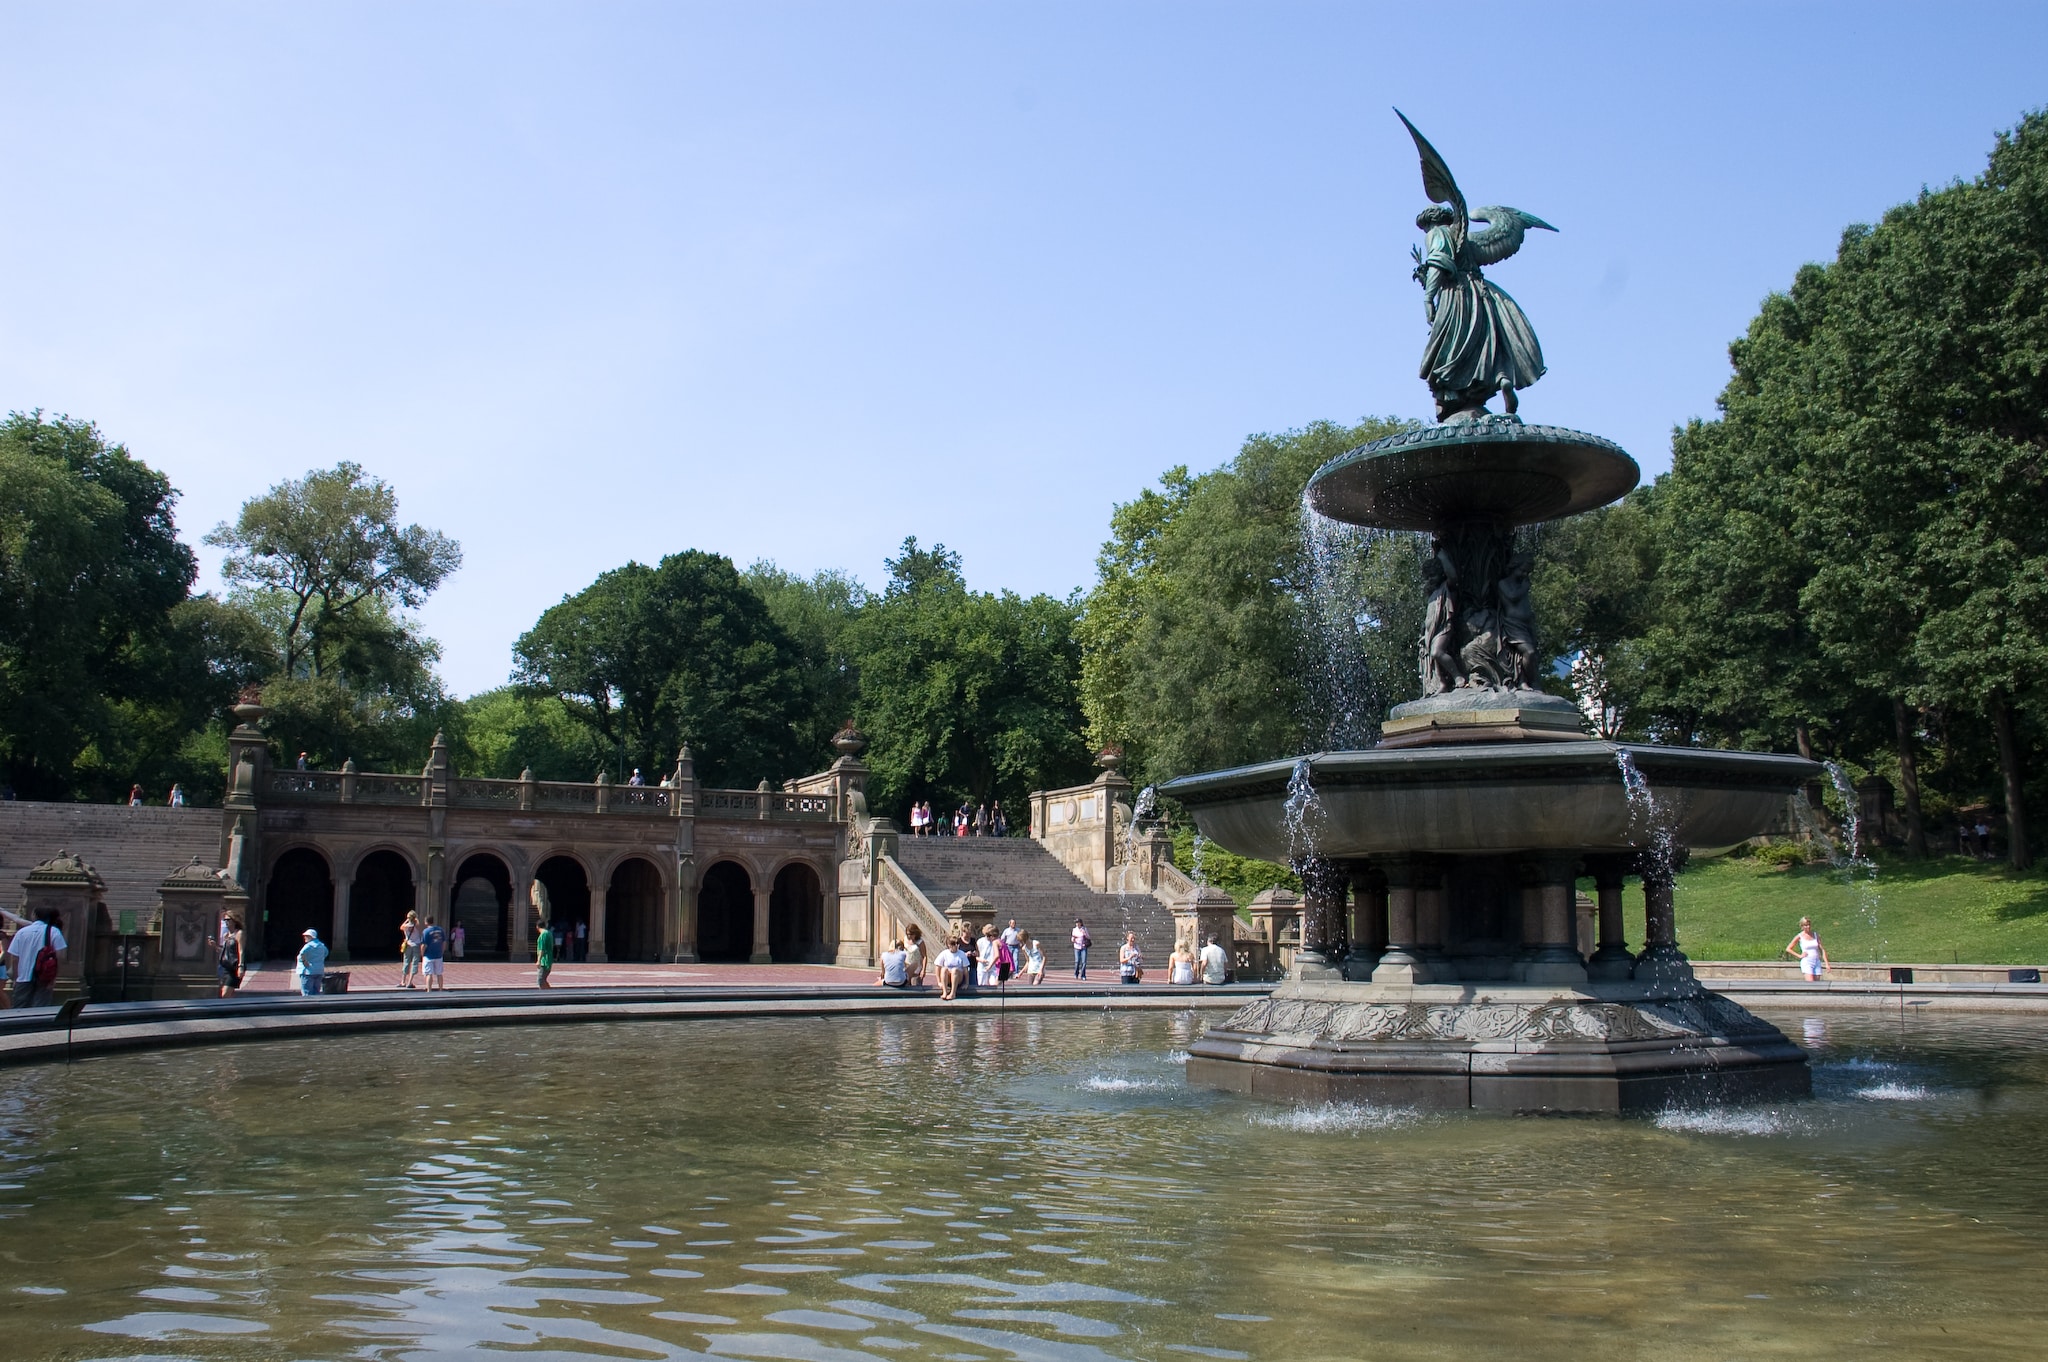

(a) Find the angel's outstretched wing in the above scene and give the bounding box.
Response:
[1465,206,1557,266]
[1395,109,1465,239]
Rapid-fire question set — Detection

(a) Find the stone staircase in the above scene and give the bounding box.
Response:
[893,837,1179,973]
[0,803,221,927]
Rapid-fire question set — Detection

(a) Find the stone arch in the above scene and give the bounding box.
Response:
[263,846,332,961]
[608,856,666,963]
[697,860,754,963]
[348,849,417,961]
[535,855,592,961]
[450,851,513,960]
[769,861,824,963]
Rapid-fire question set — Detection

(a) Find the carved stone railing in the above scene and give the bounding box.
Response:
[874,855,951,951]
[453,778,523,809]
[610,785,676,816]
[533,781,599,813]
[354,774,426,806]
[698,789,836,821]
[265,770,342,801]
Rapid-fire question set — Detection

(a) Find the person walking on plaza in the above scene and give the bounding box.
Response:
[1071,919,1091,979]
[451,921,466,960]
[399,910,424,988]
[216,913,247,997]
[295,928,327,996]
[1784,917,1830,981]
[420,918,448,991]
[7,908,66,1009]
[1200,933,1230,985]
[535,919,556,988]
[1001,918,1021,952]
[935,937,971,1000]
[1119,932,1144,986]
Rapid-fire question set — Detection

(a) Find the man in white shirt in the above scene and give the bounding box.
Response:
[1199,934,1230,986]
[1000,919,1022,950]
[7,909,67,1008]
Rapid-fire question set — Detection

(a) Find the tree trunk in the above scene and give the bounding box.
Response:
[1988,688,2032,871]
[1794,721,1823,808]
[1894,697,1929,859]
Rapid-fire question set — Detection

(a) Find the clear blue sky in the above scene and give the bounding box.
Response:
[4,3,2044,697]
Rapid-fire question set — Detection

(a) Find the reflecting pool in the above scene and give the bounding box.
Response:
[4,1006,2047,1360]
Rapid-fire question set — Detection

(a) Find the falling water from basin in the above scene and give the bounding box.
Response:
[1824,760,1885,945]
[1614,748,1677,880]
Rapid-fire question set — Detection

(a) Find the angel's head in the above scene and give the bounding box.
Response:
[1416,204,1457,230]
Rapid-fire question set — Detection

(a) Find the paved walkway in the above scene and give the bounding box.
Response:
[234,959,1198,994]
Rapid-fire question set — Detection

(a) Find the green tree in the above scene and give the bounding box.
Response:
[453,686,609,781]
[1079,417,1408,787]
[743,561,867,762]
[0,412,223,800]
[513,550,813,787]
[206,462,461,681]
[851,538,1092,821]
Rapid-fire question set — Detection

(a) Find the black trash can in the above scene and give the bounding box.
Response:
[321,972,350,994]
[1889,967,1915,985]
[2010,967,2041,984]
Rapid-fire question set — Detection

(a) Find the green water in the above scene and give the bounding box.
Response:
[3,1006,2046,1360]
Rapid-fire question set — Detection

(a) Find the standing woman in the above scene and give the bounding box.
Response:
[216,914,247,997]
[1119,932,1144,986]
[399,910,425,988]
[1783,917,1830,982]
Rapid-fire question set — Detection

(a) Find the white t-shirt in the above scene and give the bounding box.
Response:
[1000,926,1021,948]
[880,949,908,984]
[7,922,65,973]
[1200,943,1229,984]
[937,947,969,972]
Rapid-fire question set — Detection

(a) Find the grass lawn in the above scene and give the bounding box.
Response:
[1652,852,2048,965]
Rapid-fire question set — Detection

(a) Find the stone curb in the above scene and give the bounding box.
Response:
[0,984,1260,1069]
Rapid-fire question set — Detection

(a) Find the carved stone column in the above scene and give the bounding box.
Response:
[1370,858,1428,985]
[1291,856,1344,980]
[673,856,699,963]
[510,873,534,963]
[750,882,773,964]
[1632,853,1693,988]
[1345,862,1388,979]
[1414,856,1449,975]
[1584,854,1634,980]
[1510,860,1543,980]
[1523,853,1587,987]
[587,883,609,964]
[330,874,353,964]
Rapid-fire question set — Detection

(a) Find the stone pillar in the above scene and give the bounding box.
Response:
[1510,861,1543,980]
[1585,854,1634,981]
[1173,886,1239,963]
[1344,862,1388,979]
[1523,853,1587,987]
[1290,857,1344,979]
[750,882,773,964]
[945,893,995,944]
[587,883,609,963]
[509,873,534,963]
[1632,854,1693,988]
[673,856,699,963]
[1413,857,1448,973]
[19,851,105,999]
[330,874,353,964]
[1371,859,1428,985]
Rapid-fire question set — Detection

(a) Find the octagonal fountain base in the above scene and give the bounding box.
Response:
[1188,979,1811,1114]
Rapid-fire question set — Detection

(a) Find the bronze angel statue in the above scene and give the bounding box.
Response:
[1397,111,1555,423]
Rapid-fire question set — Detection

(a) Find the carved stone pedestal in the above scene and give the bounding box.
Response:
[1188,977,1809,1113]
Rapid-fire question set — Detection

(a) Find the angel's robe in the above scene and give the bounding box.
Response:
[1417,225,1546,402]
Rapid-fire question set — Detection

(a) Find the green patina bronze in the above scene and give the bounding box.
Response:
[1397,110,1556,423]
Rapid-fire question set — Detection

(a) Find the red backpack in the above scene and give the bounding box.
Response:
[29,923,61,988]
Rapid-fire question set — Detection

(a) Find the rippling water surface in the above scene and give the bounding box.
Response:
[4,1006,2047,1360]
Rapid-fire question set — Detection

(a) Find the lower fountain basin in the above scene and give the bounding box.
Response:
[1160,740,1819,862]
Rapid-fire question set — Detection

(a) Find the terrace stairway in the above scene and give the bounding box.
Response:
[0,803,220,925]
[892,836,1180,973]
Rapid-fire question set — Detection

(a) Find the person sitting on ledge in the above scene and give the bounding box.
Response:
[877,940,910,989]
[934,938,971,1001]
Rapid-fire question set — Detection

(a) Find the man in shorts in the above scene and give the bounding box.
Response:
[934,938,971,1001]
[420,918,448,991]
[535,919,555,988]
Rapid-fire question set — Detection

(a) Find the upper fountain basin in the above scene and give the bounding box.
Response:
[1160,741,1820,862]
[1307,419,1640,531]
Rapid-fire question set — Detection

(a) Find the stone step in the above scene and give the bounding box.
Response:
[0,802,222,927]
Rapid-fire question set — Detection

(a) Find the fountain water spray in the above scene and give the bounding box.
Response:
[1190,832,1207,887]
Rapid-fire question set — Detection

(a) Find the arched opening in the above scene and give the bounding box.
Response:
[348,850,417,961]
[451,853,513,960]
[769,862,823,963]
[696,861,754,963]
[608,857,666,962]
[263,848,332,961]
[535,856,591,962]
